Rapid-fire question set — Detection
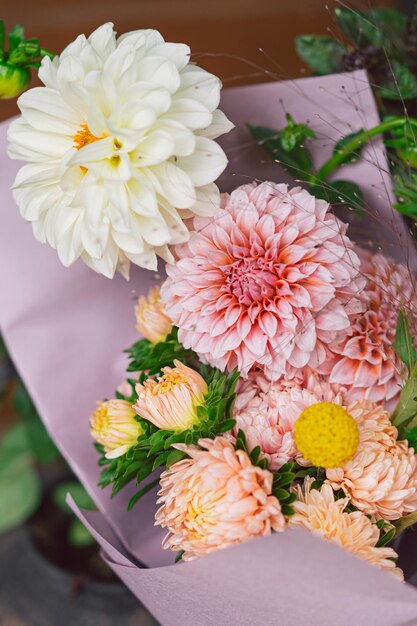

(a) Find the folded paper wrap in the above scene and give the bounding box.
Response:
[1,70,417,625]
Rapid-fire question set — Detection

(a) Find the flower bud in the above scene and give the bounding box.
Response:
[0,63,30,99]
[134,360,208,432]
[90,399,143,459]
[135,285,172,344]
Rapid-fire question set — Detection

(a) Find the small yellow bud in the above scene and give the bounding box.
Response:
[90,399,143,459]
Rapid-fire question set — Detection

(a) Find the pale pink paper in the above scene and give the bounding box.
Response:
[1,70,417,624]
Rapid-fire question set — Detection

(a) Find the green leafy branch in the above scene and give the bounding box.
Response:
[98,368,240,511]
[249,115,365,213]
[295,7,417,101]
[0,22,55,99]
[125,326,198,384]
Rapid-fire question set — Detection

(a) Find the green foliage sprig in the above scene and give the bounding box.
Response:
[0,21,54,99]
[98,346,240,510]
[295,7,416,102]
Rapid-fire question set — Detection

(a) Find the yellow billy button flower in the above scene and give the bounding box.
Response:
[90,399,143,459]
[135,285,173,344]
[294,402,359,469]
[134,360,208,432]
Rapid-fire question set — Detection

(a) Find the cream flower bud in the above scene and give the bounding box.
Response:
[134,360,207,432]
[135,286,172,344]
[90,399,142,459]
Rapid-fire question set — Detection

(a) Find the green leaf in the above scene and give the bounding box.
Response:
[281,504,295,516]
[68,518,95,548]
[273,487,291,500]
[0,22,5,61]
[405,425,417,453]
[310,180,364,214]
[127,478,159,511]
[0,453,41,533]
[295,35,347,75]
[248,124,314,181]
[376,524,396,547]
[0,422,30,457]
[217,418,236,433]
[391,367,417,434]
[379,61,417,101]
[335,7,407,51]
[52,481,95,513]
[8,24,25,53]
[166,449,186,467]
[175,550,185,563]
[333,131,365,165]
[394,310,417,374]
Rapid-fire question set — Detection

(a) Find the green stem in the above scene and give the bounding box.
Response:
[317,117,417,181]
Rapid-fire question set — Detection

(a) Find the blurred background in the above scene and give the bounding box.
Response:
[0,0,407,123]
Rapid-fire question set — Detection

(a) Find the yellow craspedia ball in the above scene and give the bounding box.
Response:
[294,402,359,469]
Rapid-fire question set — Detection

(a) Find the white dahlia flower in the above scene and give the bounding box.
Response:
[7,23,233,278]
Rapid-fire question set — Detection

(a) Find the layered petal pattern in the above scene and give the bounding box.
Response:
[232,371,345,470]
[8,23,233,278]
[328,251,417,412]
[162,182,364,379]
[326,401,417,521]
[155,437,285,560]
[289,478,403,580]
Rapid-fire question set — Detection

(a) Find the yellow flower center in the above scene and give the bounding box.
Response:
[73,123,102,150]
[91,404,109,436]
[294,402,359,469]
[151,371,188,395]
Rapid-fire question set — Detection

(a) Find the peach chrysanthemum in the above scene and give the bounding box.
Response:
[155,437,285,561]
[232,371,345,470]
[288,478,403,580]
[134,360,207,432]
[326,401,417,521]
[161,181,364,380]
[90,399,143,459]
[328,251,417,412]
[135,285,172,344]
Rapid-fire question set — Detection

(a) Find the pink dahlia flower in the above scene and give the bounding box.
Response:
[161,182,364,379]
[155,437,285,561]
[328,251,417,412]
[232,371,345,470]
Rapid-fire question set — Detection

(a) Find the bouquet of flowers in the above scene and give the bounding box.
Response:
[3,16,417,625]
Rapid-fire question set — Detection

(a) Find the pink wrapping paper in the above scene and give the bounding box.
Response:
[1,70,417,624]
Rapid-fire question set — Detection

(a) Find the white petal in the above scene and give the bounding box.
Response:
[162,98,212,130]
[69,136,114,164]
[177,66,221,111]
[123,82,171,114]
[7,118,73,161]
[131,130,174,166]
[191,182,221,216]
[18,88,80,135]
[88,22,116,59]
[151,43,190,70]
[153,120,195,156]
[38,56,59,89]
[175,136,227,186]
[118,29,164,51]
[151,162,195,208]
[197,109,234,139]
[136,56,180,93]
